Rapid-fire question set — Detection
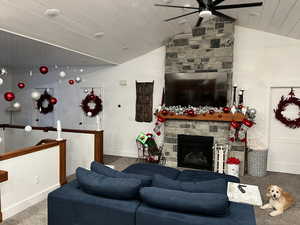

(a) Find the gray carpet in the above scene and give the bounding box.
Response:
[2,156,300,225]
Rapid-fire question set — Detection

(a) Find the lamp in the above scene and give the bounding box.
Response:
[199,10,212,18]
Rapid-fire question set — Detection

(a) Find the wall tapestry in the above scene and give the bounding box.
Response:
[135,81,154,122]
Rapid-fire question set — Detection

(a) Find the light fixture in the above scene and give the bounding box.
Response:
[94,32,105,38]
[44,9,61,17]
[199,10,212,18]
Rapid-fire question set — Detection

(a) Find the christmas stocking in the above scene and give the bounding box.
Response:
[238,119,254,142]
[229,121,240,142]
[153,116,165,136]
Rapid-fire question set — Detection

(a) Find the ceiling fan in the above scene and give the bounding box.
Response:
[155,0,263,27]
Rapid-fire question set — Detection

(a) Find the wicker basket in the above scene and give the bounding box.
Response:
[248,149,268,177]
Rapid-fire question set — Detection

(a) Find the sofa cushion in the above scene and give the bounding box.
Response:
[122,163,180,179]
[48,180,141,225]
[76,167,142,200]
[136,202,256,225]
[152,174,227,194]
[91,161,152,186]
[140,187,229,216]
[177,170,240,183]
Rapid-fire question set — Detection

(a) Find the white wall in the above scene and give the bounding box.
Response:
[0,72,13,123]
[2,128,94,176]
[11,47,166,157]
[0,146,60,220]
[233,26,300,149]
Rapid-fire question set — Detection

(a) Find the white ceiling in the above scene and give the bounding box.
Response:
[0,0,299,65]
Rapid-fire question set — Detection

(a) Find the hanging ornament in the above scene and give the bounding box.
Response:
[13,102,21,109]
[209,109,215,114]
[247,108,257,120]
[4,92,15,102]
[75,76,82,83]
[39,66,48,75]
[87,112,92,117]
[59,71,66,78]
[50,97,58,105]
[223,107,230,113]
[68,80,75,85]
[17,82,26,89]
[29,70,33,77]
[187,109,196,116]
[161,109,169,115]
[24,125,32,132]
[0,78,3,86]
[31,91,41,100]
[1,68,7,76]
[84,88,89,93]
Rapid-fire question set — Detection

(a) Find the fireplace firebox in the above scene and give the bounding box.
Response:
[177,135,214,170]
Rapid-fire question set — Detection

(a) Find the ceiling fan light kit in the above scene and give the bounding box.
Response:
[155,0,263,27]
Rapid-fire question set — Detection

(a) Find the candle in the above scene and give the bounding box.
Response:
[56,120,62,141]
[238,89,245,105]
[233,85,237,105]
[96,115,101,131]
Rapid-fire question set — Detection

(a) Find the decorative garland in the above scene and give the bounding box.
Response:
[274,88,300,129]
[81,89,102,117]
[37,90,55,114]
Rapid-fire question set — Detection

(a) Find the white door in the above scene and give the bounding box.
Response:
[268,87,300,174]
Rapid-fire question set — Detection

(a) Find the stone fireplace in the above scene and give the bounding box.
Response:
[177,134,214,170]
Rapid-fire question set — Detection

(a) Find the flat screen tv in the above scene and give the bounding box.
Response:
[165,72,228,107]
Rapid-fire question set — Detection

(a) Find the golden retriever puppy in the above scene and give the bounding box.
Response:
[260,185,295,216]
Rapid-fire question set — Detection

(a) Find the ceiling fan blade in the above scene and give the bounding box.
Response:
[154,4,199,10]
[196,0,206,8]
[213,0,226,6]
[212,11,236,21]
[164,11,200,22]
[214,2,263,10]
[195,17,204,27]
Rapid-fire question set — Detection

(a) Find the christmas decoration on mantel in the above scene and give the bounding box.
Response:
[274,88,300,129]
[81,89,102,117]
[36,90,57,114]
[155,85,257,143]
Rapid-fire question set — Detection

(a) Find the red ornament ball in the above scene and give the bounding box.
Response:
[187,109,196,117]
[4,92,15,102]
[17,82,25,89]
[223,107,230,113]
[68,80,75,85]
[209,110,215,114]
[238,104,243,109]
[50,97,57,105]
[39,66,48,74]
[161,109,169,115]
[89,94,96,100]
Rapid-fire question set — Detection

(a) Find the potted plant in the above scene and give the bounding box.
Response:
[226,157,240,177]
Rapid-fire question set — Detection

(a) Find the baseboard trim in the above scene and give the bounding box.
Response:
[2,184,60,220]
[104,150,138,158]
[268,161,300,175]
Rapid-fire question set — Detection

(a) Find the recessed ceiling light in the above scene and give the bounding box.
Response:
[44,9,60,17]
[249,12,260,17]
[94,32,105,38]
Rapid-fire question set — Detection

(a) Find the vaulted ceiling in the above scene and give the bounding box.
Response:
[0,0,299,65]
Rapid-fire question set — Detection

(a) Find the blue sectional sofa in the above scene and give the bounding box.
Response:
[48,163,256,225]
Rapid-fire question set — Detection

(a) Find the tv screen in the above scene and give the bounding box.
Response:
[165,73,228,107]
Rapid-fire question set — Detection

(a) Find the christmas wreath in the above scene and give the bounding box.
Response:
[81,90,102,117]
[274,88,300,129]
[37,90,56,114]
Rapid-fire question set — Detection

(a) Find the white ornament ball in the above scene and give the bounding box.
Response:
[0,78,3,86]
[79,68,84,73]
[75,76,82,83]
[1,68,7,76]
[13,102,21,109]
[87,112,92,117]
[59,71,66,78]
[24,125,32,132]
[31,91,41,100]
[84,89,89,93]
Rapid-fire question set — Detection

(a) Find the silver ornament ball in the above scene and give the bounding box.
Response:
[31,91,41,100]
[13,102,21,109]
[75,76,82,83]
[59,71,66,78]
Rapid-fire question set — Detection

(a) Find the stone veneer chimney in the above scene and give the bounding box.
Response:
[163,18,245,173]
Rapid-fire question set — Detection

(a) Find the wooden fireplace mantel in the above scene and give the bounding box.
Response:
[157,112,245,122]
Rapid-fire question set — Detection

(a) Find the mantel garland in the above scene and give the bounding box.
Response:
[36,90,56,114]
[81,89,102,117]
[274,88,300,129]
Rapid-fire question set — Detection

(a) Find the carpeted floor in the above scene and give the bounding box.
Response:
[2,155,300,225]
